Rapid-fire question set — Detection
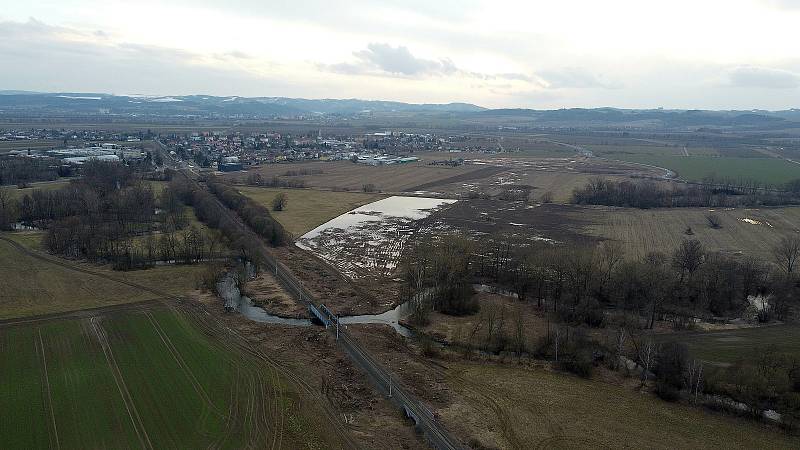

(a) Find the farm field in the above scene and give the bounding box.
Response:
[657,325,800,366]
[609,155,800,185]
[237,186,385,236]
[1,179,73,198]
[0,139,63,153]
[578,205,800,260]
[0,233,203,319]
[0,306,343,449]
[226,160,504,193]
[440,362,800,449]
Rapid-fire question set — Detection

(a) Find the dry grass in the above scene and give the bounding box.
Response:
[237,186,385,236]
[577,206,800,260]
[1,180,73,199]
[0,232,205,319]
[442,362,800,449]
[226,160,494,192]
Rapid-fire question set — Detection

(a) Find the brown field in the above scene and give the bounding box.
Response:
[0,139,63,153]
[225,160,506,193]
[576,205,800,260]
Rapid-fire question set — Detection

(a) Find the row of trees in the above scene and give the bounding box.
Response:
[0,156,67,187]
[205,178,291,246]
[573,178,800,208]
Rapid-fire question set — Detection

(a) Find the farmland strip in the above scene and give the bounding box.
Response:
[35,328,60,450]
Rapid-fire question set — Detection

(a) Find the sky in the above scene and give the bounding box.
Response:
[1,0,800,109]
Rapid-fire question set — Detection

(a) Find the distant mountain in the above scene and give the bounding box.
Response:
[0,92,485,118]
[474,107,796,129]
[0,92,797,129]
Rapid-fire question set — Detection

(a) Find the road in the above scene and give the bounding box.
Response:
[154,139,462,450]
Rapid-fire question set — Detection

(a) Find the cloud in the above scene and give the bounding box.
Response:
[762,0,800,9]
[0,18,290,96]
[727,66,800,89]
[350,43,457,76]
[536,67,619,89]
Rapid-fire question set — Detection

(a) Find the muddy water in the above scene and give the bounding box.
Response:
[220,271,415,333]
[339,302,414,337]
[296,195,457,247]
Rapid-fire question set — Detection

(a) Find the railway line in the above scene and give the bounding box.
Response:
[156,140,462,449]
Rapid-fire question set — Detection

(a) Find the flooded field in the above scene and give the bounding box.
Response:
[296,196,457,279]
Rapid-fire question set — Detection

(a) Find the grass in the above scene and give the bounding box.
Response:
[609,155,800,185]
[658,325,800,365]
[579,205,800,260]
[0,232,205,319]
[445,362,800,449]
[1,179,73,199]
[237,186,385,236]
[0,307,342,448]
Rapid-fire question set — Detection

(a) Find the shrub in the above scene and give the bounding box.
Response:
[655,381,681,402]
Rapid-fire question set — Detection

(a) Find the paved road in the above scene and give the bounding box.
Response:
[155,141,462,450]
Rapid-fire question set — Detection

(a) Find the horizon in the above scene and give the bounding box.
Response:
[2,0,800,110]
[3,90,799,113]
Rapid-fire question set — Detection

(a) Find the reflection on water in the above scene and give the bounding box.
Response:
[220,271,414,334]
[339,301,414,337]
[299,196,458,242]
[238,296,312,326]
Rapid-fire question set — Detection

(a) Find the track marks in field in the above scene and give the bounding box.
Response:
[89,317,153,450]
[143,311,224,420]
[35,328,60,450]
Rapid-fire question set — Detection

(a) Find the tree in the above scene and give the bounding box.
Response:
[0,188,17,230]
[271,192,288,211]
[705,213,722,229]
[773,235,800,274]
[671,239,705,283]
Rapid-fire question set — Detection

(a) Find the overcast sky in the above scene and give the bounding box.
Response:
[2,0,800,109]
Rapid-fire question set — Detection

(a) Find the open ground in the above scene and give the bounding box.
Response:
[0,233,203,319]
[235,186,385,236]
[0,304,349,449]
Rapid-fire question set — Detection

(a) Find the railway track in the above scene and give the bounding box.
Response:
[156,140,462,449]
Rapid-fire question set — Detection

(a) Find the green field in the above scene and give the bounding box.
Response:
[445,362,800,449]
[237,186,385,236]
[612,155,800,185]
[0,233,205,319]
[657,325,800,366]
[0,307,342,448]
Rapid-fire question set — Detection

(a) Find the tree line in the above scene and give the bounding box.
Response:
[573,178,800,208]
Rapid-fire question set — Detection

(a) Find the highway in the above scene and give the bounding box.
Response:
[154,140,462,450]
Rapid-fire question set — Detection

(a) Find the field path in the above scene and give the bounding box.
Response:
[35,328,61,450]
[89,317,154,450]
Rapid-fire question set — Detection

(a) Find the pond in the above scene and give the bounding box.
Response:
[295,196,457,279]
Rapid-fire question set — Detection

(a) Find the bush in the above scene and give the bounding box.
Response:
[655,381,681,402]
[559,349,594,378]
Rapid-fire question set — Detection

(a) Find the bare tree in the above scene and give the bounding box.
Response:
[638,339,657,386]
[671,239,705,283]
[705,214,722,229]
[0,188,17,230]
[512,313,526,356]
[773,235,800,274]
